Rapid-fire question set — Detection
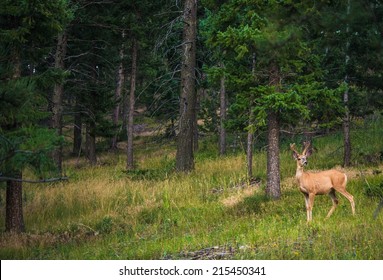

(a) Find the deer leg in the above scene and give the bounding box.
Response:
[304,193,315,222]
[303,193,310,222]
[337,189,355,216]
[326,189,338,219]
[308,193,315,222]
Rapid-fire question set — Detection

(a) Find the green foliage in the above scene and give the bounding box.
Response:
[201,0,347,136]
[363,175,383,199]
[1,127,61,176]
[0,0,72,179]
[0,75,61,176]
[95,216,114,234]
[314,0,383,117]
[0,0,73,50]
[0,77,41,126]
[250,85,310,127]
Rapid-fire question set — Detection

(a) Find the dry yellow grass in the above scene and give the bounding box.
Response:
[221,186,258,208]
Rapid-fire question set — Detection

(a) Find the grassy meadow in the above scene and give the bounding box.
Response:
[1,117,383,259]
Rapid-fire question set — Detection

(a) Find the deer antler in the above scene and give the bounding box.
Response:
[302,141,311,156]
[290,143,299,153]
[290,143,300,160]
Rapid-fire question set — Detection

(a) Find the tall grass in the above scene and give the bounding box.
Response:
[1,116,383,259]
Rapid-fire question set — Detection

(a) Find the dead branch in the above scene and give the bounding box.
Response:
[0,176,69,184]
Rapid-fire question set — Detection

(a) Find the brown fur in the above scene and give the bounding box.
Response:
[291,142,355,222]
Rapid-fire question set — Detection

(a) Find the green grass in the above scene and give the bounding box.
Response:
[1,116,383,259]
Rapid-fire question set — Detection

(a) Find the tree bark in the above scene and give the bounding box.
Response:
[343,0,352,167]
[5,49,25,233]
[86,122,97,165]
[219,66,227,156]
[176,0,197,172]
[343,84,351,167]
[246,53,257,179]
[51,31,68,175]
[6,177,25,233]
[111,31,125,150]
[72,100,82,156]
[246,111,253,179]
[266,110,281,199]
[193,89,199,152]
[122,79,129,139]
[266,63,281,199]
[126,38,138,170]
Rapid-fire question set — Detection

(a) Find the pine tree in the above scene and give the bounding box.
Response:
[64,1,118,165]
[176,0,198,172]
[202,0,342,199]
[0,0,72,233]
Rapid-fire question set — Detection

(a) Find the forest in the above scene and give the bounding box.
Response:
[1,0,383,259]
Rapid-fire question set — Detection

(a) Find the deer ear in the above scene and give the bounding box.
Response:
[305,148,313,157]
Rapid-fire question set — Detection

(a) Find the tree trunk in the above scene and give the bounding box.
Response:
[72,101,82,156]
[266,110,281,199]
[86,122,97,165]
[266,63,281,199]
[122,80,129,139]
[127,38,138,170]
[343,86,351,166]
[343,0,352,167]
[176,0,197,172]
[246,52,256,179]
[219,67,227,156]
[246,113,253,180]
[193,89,200,152]
[6,177,25,233]
[5,49,25,233]
[51,31,68,175]
[111,31,125,150]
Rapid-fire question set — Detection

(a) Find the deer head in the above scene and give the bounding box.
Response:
[290,141,312,167]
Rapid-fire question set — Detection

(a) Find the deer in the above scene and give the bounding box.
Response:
[290,141,355,222]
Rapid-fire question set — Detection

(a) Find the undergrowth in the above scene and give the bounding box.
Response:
[1,116,383,259]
